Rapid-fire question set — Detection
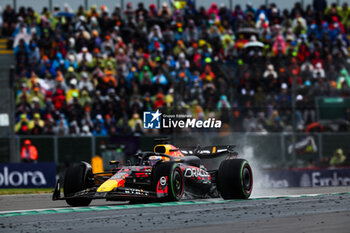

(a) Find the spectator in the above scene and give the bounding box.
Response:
[0,6,3,36]
[217,95,230,110]
[66,79,79,103]
[21,139,38,163]
[68,121,80,135]
[313,0,327,14]
[79,89,92,107]
[78,72,94,92]
[243,111,257,132]
[2,5,16,37]
[93,125,107,136]
[152,69,168,85]
[339,3,350,33]
[128,113,143,132]
[153,93,164,109]
[76,47,93,63]
[6,1,349,136]
[93,114,107,135]
[15,114,30,134]
[329,148,346,166]
[313,63,325,79]
[28,113,45,134]
[263,64,278,79]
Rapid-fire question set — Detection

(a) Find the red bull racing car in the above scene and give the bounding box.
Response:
[53,141,253,206]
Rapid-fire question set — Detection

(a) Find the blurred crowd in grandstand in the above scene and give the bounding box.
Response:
[1,0,350,136]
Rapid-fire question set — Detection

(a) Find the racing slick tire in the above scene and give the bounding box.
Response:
[152,163,184,202]
[217,159,253,199]
[64,162,93,206]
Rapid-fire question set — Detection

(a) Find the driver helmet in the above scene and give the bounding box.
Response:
[148,155,168,166]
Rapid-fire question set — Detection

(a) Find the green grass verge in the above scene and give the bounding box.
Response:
[0,188,53,195]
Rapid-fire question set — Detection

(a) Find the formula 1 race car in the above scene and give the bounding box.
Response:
[53,140,253,206]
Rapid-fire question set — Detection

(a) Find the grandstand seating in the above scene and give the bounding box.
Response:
[1,1,349,135]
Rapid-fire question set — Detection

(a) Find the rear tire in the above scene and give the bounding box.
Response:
[64,162,93,206]
[217,159,253,199]
[152,163,184,201]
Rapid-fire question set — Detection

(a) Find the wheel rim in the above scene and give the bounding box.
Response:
[242,166,252,193]
[173,169,183,198]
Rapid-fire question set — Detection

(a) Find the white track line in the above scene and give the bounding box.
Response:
[1,192,348,215]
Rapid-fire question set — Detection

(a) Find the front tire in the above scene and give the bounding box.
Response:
[152,163,184,201]
[217,159,253,199]
[64,162,93,206]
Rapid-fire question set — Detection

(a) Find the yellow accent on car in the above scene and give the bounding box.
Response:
[91,155,104,173]
[97,179,120,192]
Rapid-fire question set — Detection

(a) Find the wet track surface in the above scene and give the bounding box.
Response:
[0,187,349,233]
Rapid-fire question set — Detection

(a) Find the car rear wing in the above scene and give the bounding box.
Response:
[179,145,237,159]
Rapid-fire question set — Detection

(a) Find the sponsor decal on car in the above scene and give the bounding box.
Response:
[156,176,168,197]
[110,172,127,180]
[124,188,149,196]
[184,167,210,178]
[94,192,107,197]
[160,176,167,186]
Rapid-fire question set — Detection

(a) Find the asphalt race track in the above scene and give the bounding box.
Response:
[0,187,349,233]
